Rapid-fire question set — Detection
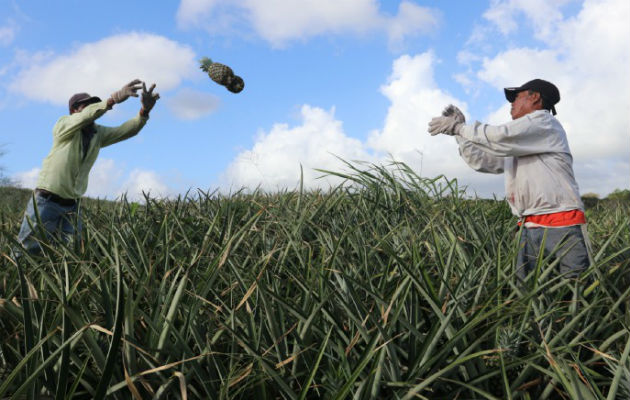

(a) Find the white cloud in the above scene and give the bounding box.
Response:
[176,0,439,48]
[176,0,224,26]
[9,32,197,105]
[476,0,630,162]
[244,0,377,44]
[222,1,629,198]
[13,167,39,189]
[446,0,628,196]
[482,0,570,40]
[366,52,505,195]
[118,169,171,201]
[221,52,505,196]
[166,88,220,120]
[221,105,374,191]
[477,48,562,89]
[13,159,174,202]
[367,53,461,159]
[453,73,474,93]
[0,20,18,46]
[86,159,173,201]
[386,1,440,47]
[84,158,123,198]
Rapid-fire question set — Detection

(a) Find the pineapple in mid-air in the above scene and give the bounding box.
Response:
[227,75,244,93]
[200,57,244,93]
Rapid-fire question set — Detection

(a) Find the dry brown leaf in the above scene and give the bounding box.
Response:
[229,363,253,387]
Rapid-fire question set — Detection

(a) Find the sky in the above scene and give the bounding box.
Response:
[1,0,628,201]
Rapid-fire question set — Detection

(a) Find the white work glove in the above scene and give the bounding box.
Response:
[140,82,160,113]
[442,104,465,124]
[428,104,465,136]
[110,79,143,104]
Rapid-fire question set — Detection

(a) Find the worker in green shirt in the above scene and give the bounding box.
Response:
[16,79,160,254]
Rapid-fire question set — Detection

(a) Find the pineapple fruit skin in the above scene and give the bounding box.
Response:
[228,76,244,93]
[208,63,234,86]
[200,57,244,93]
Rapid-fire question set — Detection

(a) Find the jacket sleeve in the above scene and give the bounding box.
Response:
[455,136,504,174]
[99,113,148,148]
[52,100,110,142]
[457,111,566,157]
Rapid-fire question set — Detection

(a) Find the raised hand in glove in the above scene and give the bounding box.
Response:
[442,104,465,124]
[428,104,465,136]
[140,82,160,115]
[110,79,143,104]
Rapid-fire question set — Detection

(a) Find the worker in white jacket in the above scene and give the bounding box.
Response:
[427,79,591,281]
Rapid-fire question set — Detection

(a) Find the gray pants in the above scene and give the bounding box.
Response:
[516,224,592,281]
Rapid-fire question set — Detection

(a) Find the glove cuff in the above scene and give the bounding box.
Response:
[111,91,125,104]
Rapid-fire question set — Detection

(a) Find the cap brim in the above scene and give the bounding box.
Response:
[504,87,520,103]
[73,96,102,108]
[78,96,102,105]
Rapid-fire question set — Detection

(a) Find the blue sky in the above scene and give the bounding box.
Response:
[1,0,628,200]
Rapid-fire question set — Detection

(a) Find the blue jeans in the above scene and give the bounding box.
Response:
[17,193,81,254]
[516,224,592,281]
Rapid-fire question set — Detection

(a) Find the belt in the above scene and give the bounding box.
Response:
[35,188,78,206]
[518,209,586,227]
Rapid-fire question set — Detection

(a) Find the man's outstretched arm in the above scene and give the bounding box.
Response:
[456,136,505,174]
[100,82,160,148]
[53,101,110,142]
[428,105,504,174]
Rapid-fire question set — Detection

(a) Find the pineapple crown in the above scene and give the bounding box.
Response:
[199,57,214,73]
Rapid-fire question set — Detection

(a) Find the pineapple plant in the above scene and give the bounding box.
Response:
[485,326,526,396]
[496,327,525,368]
[200,57,244,93]
[604,352,630,400]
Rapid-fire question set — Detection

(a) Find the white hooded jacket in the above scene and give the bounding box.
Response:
[455,109,584,218]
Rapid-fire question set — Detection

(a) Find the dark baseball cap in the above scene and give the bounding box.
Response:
[68,92,102,113]
[504,79,560,115]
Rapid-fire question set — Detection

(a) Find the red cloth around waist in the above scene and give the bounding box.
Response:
[519,209,586,227]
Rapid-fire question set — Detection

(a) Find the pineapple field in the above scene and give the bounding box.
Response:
[1,162,629,399]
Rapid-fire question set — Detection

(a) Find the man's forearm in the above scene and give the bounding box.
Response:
[139,107,150,118]
[54,100,110,141]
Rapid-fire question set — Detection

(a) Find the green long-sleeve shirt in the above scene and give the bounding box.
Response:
[36,100,148,199]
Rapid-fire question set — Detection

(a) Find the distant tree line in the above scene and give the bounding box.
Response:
[582,188,630,208]
[0,145,11,186]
